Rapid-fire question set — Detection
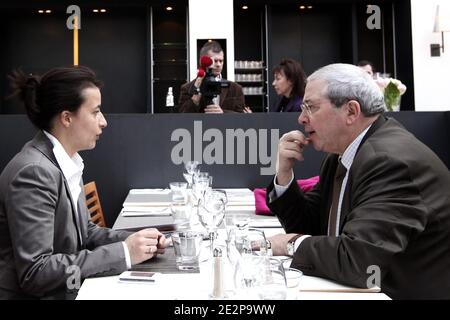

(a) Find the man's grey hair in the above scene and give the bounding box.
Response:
[308,63,385,116]
[199,40,223,57]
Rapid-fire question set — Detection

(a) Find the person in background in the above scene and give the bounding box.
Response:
[357,60,375,77]
[271,58,306,112]
[266,63,450,299]
[178,41,246,113]
[0,66,167,299]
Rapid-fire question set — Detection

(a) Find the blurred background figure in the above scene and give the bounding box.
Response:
[357,60,375,78]
[271,59,306,112]
[178,40,245,113]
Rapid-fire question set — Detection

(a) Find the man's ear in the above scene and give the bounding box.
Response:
[345,100,361,124]
[59,111,72,128]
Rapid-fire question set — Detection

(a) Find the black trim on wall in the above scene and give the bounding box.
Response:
[394,0,415,111]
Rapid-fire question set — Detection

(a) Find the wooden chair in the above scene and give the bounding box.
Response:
[84,181,106,227]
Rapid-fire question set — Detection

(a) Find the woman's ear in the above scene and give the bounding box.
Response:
[345,100,361,124]
[59,111,72,128]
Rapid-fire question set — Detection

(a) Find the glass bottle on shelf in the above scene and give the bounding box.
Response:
[166,87,174,112]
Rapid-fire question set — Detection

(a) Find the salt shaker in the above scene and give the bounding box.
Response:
[211,247,224,299]
[266,239,273,257]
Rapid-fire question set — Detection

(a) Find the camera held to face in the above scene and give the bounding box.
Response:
[192,55,230,109]
[200,68,230,102]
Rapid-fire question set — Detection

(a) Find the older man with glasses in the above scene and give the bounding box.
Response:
[266,63,450,299]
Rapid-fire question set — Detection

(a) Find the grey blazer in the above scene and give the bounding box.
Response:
[0,131,132,299]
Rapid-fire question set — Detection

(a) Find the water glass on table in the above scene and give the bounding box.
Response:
[239,228,268,256]
[172,231,203,271]
[183,160,200,188]
[225,213,250,240]
[197,189,227,258]
[234,256,287,299]
[169,182,189,227]
[192,172,211,204]
[256,258,288,300]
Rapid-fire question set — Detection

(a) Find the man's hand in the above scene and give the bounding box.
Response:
[194,75,203,89]
[156,233,167,254]
[204,104,224,113]
[125,228,167,265]
[191,94,201,105]
[276,130,310,186]
[243,106,252,113]
[267,233,299,256]
[191,76,203,106]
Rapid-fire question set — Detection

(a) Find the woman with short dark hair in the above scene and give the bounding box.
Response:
[272,58,306,112]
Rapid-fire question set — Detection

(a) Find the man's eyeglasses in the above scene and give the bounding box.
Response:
[300,102,319,116]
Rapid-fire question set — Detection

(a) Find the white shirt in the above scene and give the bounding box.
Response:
[212,74,221,106]
[43,131,131,269]
[273,125,372,251]
[330,125,372,236]
[43,131,84,215]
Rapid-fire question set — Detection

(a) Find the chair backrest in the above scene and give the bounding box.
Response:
[84,181,106,227]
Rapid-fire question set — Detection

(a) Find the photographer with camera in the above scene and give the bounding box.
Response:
[178,41,246,113]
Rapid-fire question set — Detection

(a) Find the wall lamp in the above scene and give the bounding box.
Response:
[431,5,450,57]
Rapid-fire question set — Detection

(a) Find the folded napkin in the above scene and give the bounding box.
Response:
[254,176,319,216]
[121,207,172,217]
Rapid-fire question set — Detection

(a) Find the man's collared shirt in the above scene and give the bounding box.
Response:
[212,74,222,106]
[332,125,372,236]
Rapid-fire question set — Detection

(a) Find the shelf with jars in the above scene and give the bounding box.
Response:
[234,60,267,112]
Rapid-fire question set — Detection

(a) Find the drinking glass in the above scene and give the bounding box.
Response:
[215,189,228,206]
[237,228,268,256]
[184,160,200,174]
[225,214,251,256]
[231,214,250,229]
[285,267,303,288]
[183,161,200,187]
[169,182,187,202]
[233,255,274,299]
[256,258,287,300]
[169,182,189,227]
[192,172,211,204]
[197,189,227,257]
[172,231,203,271]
